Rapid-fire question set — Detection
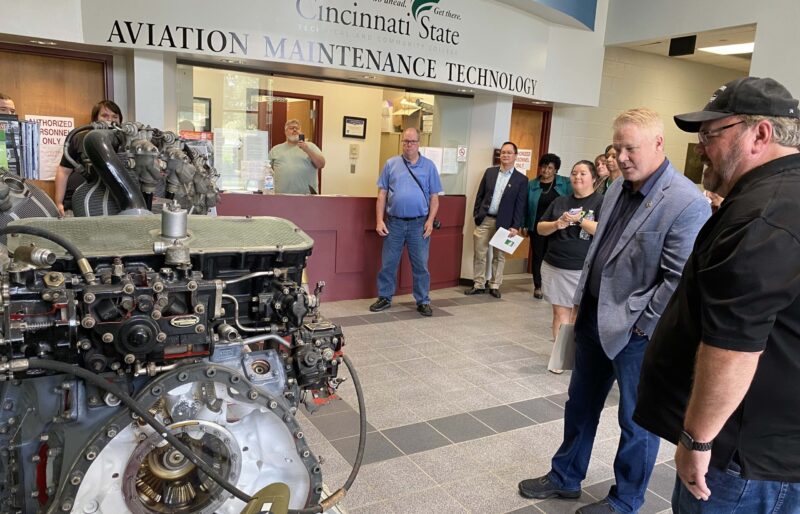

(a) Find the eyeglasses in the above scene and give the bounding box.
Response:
[402,140,419,145]
[698,120,745,145]
[500,151,516,156]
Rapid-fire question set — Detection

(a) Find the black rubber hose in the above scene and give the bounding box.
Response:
[0,225,96,284]
[82,129,148,212]
[288,353,367,514]
[61,124,96,170]
[26,358,254,504]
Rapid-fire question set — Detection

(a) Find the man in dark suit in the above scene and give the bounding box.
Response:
[465,141,528,299]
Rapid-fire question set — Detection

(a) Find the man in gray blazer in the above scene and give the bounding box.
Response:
[519,108,710,514]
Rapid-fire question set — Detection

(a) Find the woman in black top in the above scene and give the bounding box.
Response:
[537,160,603,372]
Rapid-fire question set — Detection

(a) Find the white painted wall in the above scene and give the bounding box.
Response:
[606,0,800,95]
[550,47,743,176]
[460,94,513,279]
[0,0,82,42]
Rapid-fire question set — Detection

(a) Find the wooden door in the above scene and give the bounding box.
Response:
[509,104,550,263]
[0,44,112,127]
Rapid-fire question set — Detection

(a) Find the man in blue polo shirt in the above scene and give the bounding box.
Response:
[370,127,443,317]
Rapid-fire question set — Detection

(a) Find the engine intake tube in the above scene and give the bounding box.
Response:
[82,129,149,214]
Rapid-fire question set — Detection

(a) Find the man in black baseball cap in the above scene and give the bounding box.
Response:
[635,76,800,512]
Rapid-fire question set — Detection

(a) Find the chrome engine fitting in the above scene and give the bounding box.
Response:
[0,208,358,513]
[65,122,220,217]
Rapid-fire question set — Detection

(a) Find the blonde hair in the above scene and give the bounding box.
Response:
[613,108,664,137]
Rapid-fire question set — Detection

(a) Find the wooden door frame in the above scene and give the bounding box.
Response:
[0,42,115,99]
[511,102,552,173]
[248,88,325,191]
[511,102,553,273]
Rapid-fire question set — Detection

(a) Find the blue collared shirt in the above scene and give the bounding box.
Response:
[377,154,444,218]
[488,167,515,215]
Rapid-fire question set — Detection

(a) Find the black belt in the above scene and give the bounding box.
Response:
[390,215,426,221]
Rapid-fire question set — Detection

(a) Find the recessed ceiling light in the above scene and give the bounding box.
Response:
[362,75,375,79]
[457,88,468,93]
[531,101,548,105]
[29,40,57,46]
[698,42,754,55]
[220,58,244,64]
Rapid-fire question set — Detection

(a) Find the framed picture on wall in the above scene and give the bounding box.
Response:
[193,97,212,132]
[684,142,703,184]
[342,116,367,139]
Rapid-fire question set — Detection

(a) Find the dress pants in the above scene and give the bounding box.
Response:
[472,217,505,289]
[376,216,431,305]
[547,294,660,513]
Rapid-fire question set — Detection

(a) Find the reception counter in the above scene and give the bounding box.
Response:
[217,193,466,301]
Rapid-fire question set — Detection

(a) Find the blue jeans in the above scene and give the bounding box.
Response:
[547,296,660,513]
[377,216,431,305]
[672,462,800,513]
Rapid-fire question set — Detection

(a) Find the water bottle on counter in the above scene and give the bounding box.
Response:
[261,164,275,194]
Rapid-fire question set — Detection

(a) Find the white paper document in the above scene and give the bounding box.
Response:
[489,227,524,254]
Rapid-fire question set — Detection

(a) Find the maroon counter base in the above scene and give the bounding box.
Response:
[217,194,466,301]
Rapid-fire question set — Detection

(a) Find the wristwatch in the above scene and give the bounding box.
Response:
[679,430,713,451]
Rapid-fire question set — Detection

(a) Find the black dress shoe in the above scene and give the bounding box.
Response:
[576,499,616,513]
[464,287,486,295]
[518,475,581,500]
[489,289,501,298]
[417,303,433,317]
[369,297,391,312]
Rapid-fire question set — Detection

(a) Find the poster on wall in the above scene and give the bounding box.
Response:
[25,115,74,180]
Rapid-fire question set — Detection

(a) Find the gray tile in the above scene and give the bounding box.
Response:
[382,422,452,454]
[535,493,600,514]
[331,431,403,465]
[305,396,355,417]
[385,486,469,514]
[545,392,570,409]
[449,295,497,305]
[307,410,375,441]
[443,472,532,513]
[647,463,678,501]
[504,507,540,514]
[409,444,486,485]
[471,405,537,433]
[328,315,369,327]
[364,312,400,324]
[429,413,496,443]
[510,397,565,423]
[584,479,671,514]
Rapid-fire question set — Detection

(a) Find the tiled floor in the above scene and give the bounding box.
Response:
[298,275,675,514]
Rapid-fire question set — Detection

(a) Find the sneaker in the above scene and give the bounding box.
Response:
[464,287,486,295]
[548,368,565,375]
[533,288,544,299]
[489,288,501,299]
[369,297,391,312]
[518,475,581,500]
[417,303,433,317]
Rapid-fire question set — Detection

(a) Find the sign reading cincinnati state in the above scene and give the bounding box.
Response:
[82,0,550,98]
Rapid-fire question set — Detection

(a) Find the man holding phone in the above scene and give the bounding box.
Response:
[269,119,326,194]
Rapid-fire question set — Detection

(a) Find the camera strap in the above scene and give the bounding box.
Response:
[402,158,431,214]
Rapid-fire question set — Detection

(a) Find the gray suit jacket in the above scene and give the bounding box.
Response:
[573,161,710,359]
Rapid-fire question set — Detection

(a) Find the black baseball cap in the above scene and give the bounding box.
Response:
[674,77,799,132]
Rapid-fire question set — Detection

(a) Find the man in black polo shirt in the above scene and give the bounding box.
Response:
[635,77,800,512]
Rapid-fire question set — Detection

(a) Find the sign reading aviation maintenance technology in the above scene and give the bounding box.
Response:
[80,0,552,99]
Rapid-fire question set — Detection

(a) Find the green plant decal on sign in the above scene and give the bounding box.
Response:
[412,0,440,20]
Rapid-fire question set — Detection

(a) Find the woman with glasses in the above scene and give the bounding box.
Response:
[536,160,602,373]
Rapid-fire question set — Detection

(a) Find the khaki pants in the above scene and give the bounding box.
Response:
[472,217,506,289]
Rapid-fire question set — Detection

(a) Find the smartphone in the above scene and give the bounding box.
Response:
[298,134,305,142]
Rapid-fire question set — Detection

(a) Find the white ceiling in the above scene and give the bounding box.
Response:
[618,24,755,72]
